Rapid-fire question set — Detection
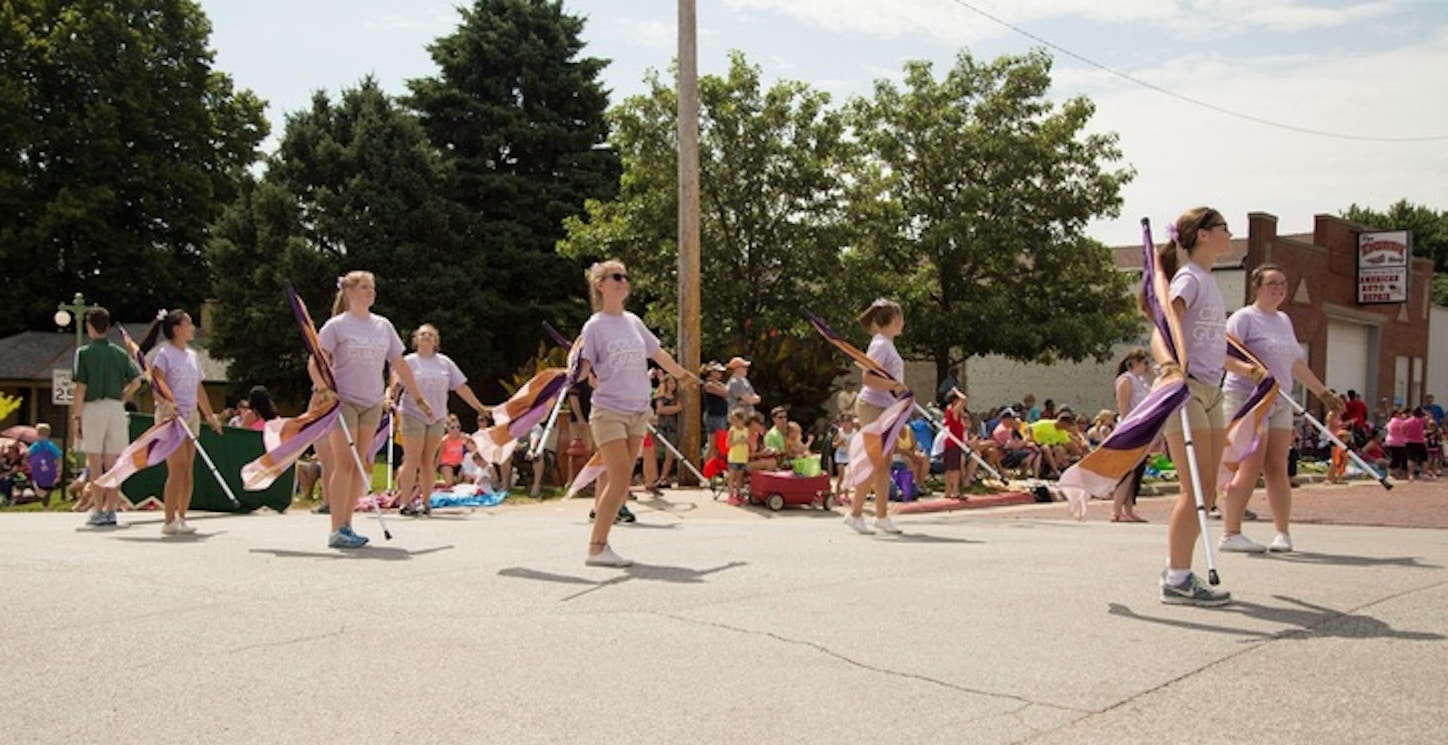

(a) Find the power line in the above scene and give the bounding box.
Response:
[944,0,1448,143]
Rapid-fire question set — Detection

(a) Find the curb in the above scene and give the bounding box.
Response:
[890,490,1039,514]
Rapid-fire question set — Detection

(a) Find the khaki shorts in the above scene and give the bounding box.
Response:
[1222,390,1293,431]
[338,400,385,445]
[399,412,445,440]
[590,408,650,446]
[856,401,886,428]
[80,399,129,456]
[1162,377,1225,436]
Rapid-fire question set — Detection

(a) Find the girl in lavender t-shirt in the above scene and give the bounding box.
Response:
[391,323,489,514]
[844,298,909,537]
[140,309,222,536]
[1217,264,1341,554]
[1149,207,1235,606]
[311,271,433,549]
[576,259,696,569]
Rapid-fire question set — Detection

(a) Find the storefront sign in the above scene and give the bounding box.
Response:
[1357,230,1410,304]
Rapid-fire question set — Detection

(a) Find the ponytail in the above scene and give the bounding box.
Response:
[333,270,375,316]
[138,309,186,354]
[1137,207,1217,316]
[856,298,902,331]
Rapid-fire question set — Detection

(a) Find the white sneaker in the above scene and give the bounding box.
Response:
[874,517,903,534]
[162,521,181,536]
[175,520,197,535]
[843,515,874,534]
[1219,533,1267,553]
[1268,533,1293,552]
[585,545,633,568]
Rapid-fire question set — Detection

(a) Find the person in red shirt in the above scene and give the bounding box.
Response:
[1342,390,1369,441]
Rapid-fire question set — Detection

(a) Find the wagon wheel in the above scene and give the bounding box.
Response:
[747,491,762,506]
[766,493,785,511]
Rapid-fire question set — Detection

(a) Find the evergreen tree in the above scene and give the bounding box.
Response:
[207,80,468,404]
[406,0,620,366]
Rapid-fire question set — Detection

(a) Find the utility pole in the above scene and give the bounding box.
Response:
[676,0,702,483]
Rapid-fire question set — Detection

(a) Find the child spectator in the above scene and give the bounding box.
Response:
[832,415,857,498]
[726,410,750,506]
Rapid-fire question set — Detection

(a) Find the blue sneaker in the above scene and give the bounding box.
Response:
[339,525,370,545]
[328,528,369,549]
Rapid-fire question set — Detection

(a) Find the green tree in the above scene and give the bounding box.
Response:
[0,0,266,333]
[550,50,845,413]
[846,50,1139,382]
[207,81,470,404]
[558,52,856,407]
[1342,200,1448,305]
[406,0,620,374]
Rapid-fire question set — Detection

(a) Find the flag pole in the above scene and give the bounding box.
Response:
[1281,393,1392,490]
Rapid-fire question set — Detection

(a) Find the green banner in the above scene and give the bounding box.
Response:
[122,414,293,513]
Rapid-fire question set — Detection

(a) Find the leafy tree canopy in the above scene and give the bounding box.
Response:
[0,0,266,334]
[846,49,1139,381]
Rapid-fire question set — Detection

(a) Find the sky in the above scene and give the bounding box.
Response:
[199,0,1448,244]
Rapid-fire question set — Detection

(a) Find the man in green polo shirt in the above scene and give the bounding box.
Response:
[1026,411,1076,480]
[72,307,141,527]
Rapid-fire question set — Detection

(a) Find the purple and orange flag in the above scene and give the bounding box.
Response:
[1219,334,1280,486]
[241,286,345,490]
[805,309,913,491]
[1058,219,1191,516]
[92,328,188,489]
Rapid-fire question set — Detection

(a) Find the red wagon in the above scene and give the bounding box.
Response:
[747,469,833,511]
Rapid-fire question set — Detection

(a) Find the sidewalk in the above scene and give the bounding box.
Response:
[2,481,1445,745]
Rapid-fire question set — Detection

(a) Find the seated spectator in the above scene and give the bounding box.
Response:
[27,423,63,507]
[459,447,496,492]
[748,411,781,471]
[295,450,323,500]
[784,421,814,460]
[993,408,1040,477]
[1087,409,1116,448]
[1027,411,1077,478]
[0,440,28,504]
[241,385,279,431]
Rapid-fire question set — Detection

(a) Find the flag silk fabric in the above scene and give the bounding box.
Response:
[804,309,913,491]
[242,397,342,491]
[565,450,608,499]
[475,368,569,465]
[92,418,189,489]
[1219,334,1281,487]
[1058,219,1191,518]
[93,328,190,488]
[844,395,914,491]
[242,286,343,490]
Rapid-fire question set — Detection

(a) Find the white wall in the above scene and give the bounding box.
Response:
[1429,306,1448,400]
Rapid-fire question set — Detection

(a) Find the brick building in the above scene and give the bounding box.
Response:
[1243,212,1434,411]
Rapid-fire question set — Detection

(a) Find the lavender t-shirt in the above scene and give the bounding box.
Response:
[319,312,404,407]
[857,334,905,409]
[151,344,201,417]
[401,352,466,424]
[1223,306,1303,396]
[1169,261,1226,383]
[579,311,660,414]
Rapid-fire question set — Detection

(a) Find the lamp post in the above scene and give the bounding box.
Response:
[54,293,88,462]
